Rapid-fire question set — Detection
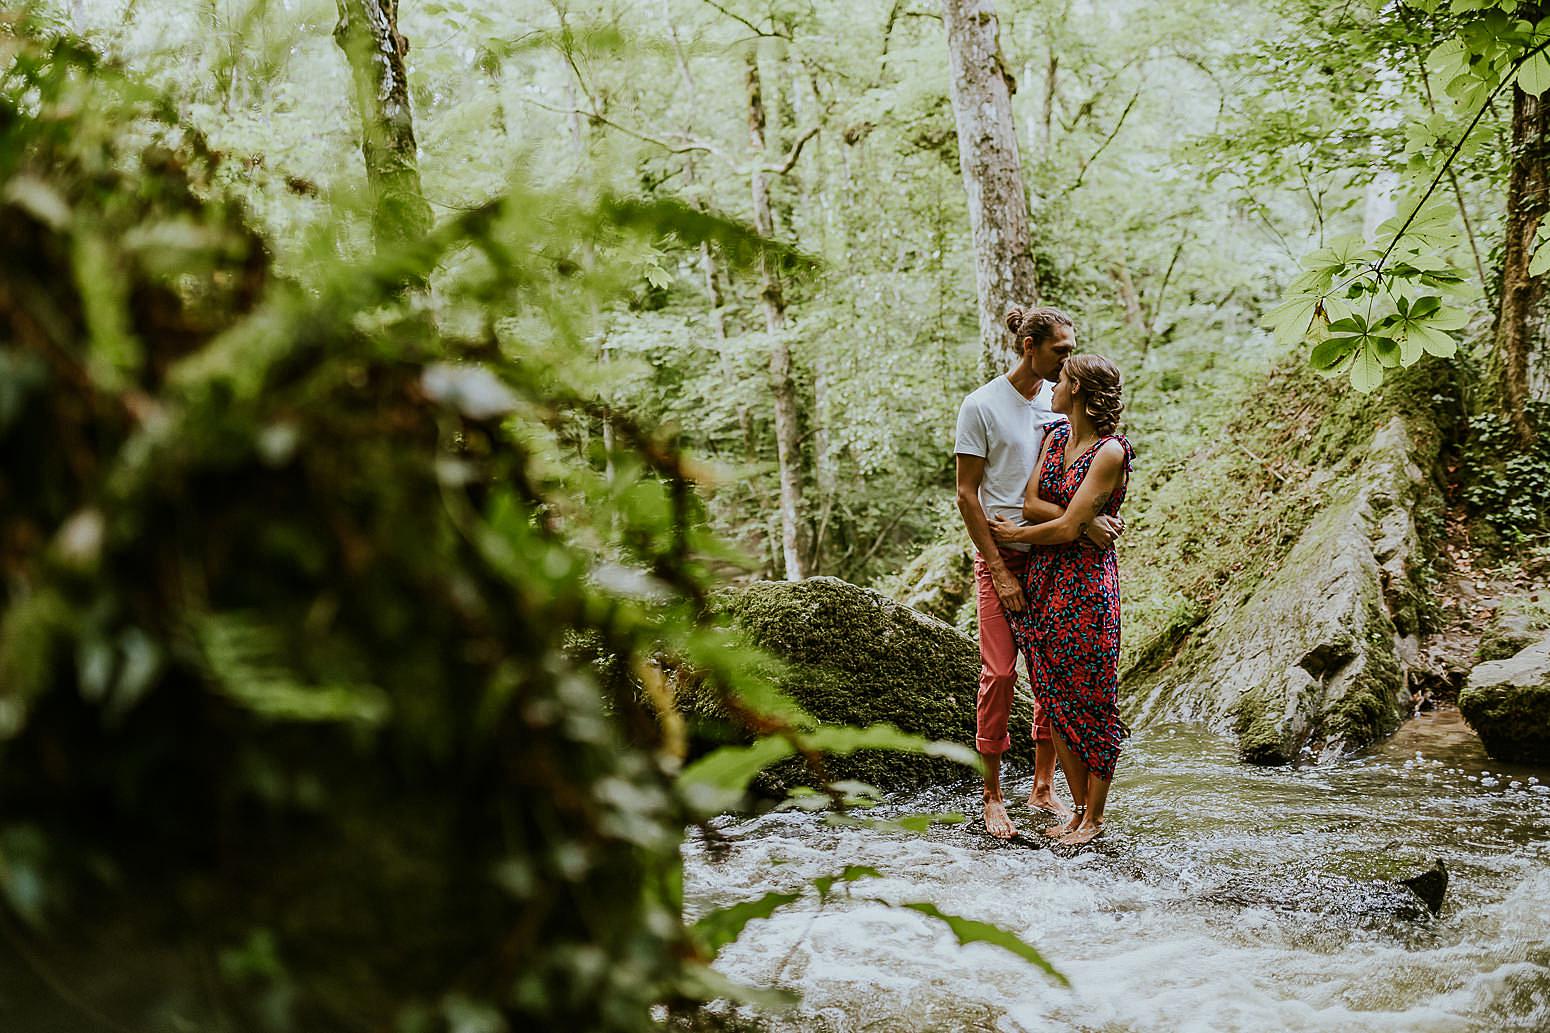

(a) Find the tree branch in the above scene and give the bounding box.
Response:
[1064,86,1142,194]
[764,124,821,174]
[1344,36,1550,291]
[1057,54,1144,134]
[1411,38,1489,291]
[700,0,790,39]
[1146,233,1188,336]
[522,97,730,161]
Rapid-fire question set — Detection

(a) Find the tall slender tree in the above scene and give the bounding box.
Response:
[941,0,1040,378]
[333,0,433,253]
[747,46,808,581]
[1495,50,1550,445]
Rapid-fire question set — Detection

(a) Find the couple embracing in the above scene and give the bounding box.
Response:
[954,305,1132,847]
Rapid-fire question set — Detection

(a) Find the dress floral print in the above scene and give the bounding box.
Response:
[1007,421,1134,783]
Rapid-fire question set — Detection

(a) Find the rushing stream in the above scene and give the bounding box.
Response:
[682,710,1550,1032]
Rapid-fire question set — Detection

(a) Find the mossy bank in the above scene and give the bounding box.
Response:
[1119,359,1457,764]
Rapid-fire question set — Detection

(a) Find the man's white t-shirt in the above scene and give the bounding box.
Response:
[954,375,1061,552]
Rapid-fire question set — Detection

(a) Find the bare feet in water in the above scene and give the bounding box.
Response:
[983,798,1017,839]
[1058,822,1103,847]
[1044,805,1083,839]
[1026,786,1072,821]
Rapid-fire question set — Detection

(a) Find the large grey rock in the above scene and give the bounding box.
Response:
[714,576,1037,791]
[1459,631,1550,763]
[1131,418,1428,764]
[1475,610,1550,664]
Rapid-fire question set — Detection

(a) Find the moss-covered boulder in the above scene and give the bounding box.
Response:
[1132,417,1433,764]
[1459,632,1550,763]
[715,576,1037,790]
[878,539,974,628]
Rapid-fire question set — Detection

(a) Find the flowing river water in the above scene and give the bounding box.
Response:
[682,710,1550,1032]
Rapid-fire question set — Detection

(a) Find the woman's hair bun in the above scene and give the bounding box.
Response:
[1004,307,1025,333]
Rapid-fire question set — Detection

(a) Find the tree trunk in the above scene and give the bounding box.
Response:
[748,50,807,581]
[1494,77,1550,445]
[699,229,754,449]
[560,73,615,481]
[664,10,753,450]
[811,359,838,570]
[941,0,1040,378]
[333,0,433,254]
[1109,259,1143,331]
[1042,51,1058,158]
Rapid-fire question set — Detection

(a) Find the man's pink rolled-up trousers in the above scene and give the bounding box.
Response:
[974,549,1051,754]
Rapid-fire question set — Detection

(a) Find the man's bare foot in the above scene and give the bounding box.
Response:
[1026,786,1072,820]
[983,798,1017,839]
[1044,804,1083,839]
[1058,822,1103,847]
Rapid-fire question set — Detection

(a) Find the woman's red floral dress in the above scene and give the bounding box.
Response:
[1007,421,1134,783]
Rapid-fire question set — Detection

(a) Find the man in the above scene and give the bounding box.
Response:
[954,306,1122,839]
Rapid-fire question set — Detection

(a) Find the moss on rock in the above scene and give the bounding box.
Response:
[714,577,1036,790]
[1122,357,1455,765]
[1459,632,1550,763]
[1475,606,1550,664]
[877,539,975,626]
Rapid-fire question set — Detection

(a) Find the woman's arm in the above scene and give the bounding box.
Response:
[1021,431,1063,523]
[993,441,1126,545]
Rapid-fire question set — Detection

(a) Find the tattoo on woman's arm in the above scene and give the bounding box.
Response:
[1091,492,1112,516]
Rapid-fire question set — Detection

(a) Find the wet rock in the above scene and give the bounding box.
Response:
[1199,856,1446,925]
[713,577,1038,791]
[1399,858,1448,916]
[1202,873,1434,924]
[1133,418,1432,765]
[1475,611,1550,664]
[1459,631,1550,764]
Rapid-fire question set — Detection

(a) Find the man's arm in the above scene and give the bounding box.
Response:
[995,442,1127,546]
[955,453,1026,613]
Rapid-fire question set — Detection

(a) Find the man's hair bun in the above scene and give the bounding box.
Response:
[1005,305,1075,347]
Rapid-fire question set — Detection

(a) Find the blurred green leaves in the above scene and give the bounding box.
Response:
[0,15,1027,1029]
[679,722,982,812]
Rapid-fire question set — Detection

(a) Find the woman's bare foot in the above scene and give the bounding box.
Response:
[1058,822,1103,847]
[1027,786,1072,821]
[983,798,1017,839]
[1044,804,1084,839]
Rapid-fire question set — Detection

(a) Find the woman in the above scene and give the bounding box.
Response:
[989,354,1132,847]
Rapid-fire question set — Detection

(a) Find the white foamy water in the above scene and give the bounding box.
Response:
[682,716,1550,1032]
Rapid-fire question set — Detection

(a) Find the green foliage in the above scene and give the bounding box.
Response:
[691,890,804,958]
[690,863,1065,994]
[1270,211,1471,392]
[1462,402,1550,541]
[0,18,829,1031]
[679,723,981,812]
[1263,3,1550,389]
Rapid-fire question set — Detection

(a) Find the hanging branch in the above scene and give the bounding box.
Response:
[1334,36,1550,295]
[522,96,730,160]
[1064,86,1143,194]
[1410,40,1490,291]
[699,0,791,39]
